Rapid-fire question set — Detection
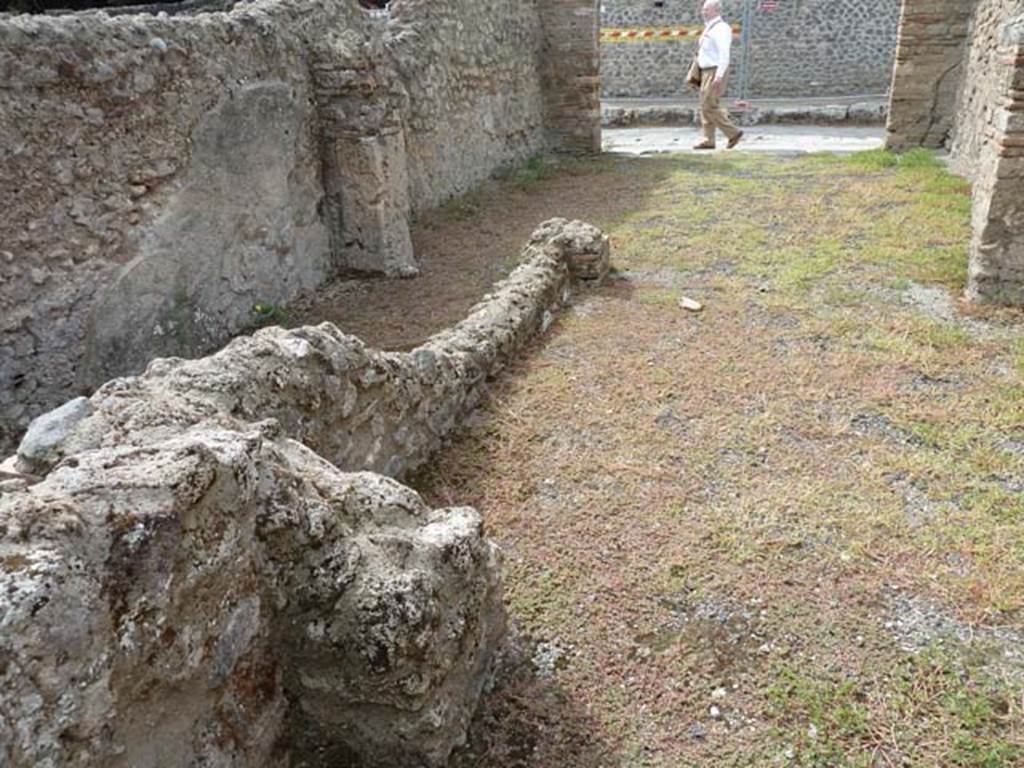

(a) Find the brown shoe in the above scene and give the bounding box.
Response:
[693,140,716,150]
[727,130,744,149]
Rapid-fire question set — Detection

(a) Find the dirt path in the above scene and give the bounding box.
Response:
[391,151,1023,767]
[287,156,654,350]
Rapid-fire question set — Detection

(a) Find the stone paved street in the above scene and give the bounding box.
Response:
[603,125,886,155]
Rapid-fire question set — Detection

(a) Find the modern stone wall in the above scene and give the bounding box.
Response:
[887,1,1024,306]
[600,0,901,99]
[0,0,603,455]
[0,219,611,768]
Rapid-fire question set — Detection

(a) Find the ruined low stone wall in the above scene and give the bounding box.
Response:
[0,220,610,768]
[601,98,888,128]
[600,0,900,100]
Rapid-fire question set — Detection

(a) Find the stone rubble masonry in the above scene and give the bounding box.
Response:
[0,0,603,455]
[600,0,901,100]
[967,12,1024,305]
[0,219,611,768]
[0,0,343,456]
[886,0,1024,306]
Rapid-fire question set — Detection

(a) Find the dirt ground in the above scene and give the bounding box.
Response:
[286,156,656,349]
[303,151,1024,767]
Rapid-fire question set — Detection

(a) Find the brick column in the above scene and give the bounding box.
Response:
[885,0,978,150]
[538,0,602,153]
[967,13,1024,305]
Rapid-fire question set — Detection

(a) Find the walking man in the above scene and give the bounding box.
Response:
[694,0,743,150]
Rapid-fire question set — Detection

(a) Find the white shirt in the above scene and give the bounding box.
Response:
[697,16,732,80]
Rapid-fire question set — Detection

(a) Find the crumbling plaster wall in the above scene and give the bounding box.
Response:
[0,0,603,455]
[385,0,549,210]
[0,219,611,768]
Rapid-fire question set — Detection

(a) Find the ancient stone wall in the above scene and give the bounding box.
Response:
[386,0,550,209]
[0,220,611,768]
[948,0,1023,174]
[966,12,1024,305]
[885,0,979,150]
[886,1,1024,306]
[0,0,603,455]
[600,0,901,100]
[0,0,348,455]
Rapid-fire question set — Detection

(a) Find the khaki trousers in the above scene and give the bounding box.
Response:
[699,67,741,144]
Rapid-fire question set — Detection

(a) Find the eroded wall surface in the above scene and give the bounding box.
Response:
[387,0,549,209]
[0,0,602,454]
[0,0,354,454]
[600,0,900,100]
[948,0,1023,174]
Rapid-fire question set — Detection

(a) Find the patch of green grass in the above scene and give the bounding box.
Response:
[514,154,551,191]
[841,148,900,170]
[251,301,292,329]
[765,649,1022,768]
[1012,338,1024,376]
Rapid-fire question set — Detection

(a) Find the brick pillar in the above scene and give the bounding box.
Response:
[967,13,1024,305]
[885,0,978,150]
[538,0,602,153]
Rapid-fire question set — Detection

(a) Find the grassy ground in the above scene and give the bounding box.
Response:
[405,150,1024,767]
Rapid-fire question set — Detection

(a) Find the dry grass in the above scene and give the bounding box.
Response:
[403,149,1022,767]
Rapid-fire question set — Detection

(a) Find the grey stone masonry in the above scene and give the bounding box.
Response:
[600,0,901,100]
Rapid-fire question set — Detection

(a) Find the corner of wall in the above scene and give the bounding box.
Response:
[538,0,602,153]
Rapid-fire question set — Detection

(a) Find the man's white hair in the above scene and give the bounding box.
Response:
[703,0,722,10]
